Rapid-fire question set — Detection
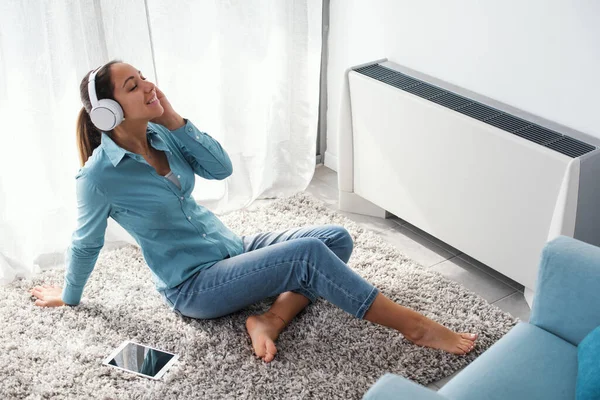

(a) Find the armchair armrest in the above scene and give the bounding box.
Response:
[363,374,448,400]
[530,235,600,345]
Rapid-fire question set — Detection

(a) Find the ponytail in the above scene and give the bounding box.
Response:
[76,107,102,167]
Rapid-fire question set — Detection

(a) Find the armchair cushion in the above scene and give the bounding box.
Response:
[530,236,600,345]
[576,325,600,400]
[438,323,577,400]
[362,373,448,400]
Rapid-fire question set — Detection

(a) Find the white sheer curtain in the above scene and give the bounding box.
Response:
[0,0,322,285]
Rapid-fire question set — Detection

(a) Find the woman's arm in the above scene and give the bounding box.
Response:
[61,172,111,306]
[166,118,233,180]
[150,87,233,180]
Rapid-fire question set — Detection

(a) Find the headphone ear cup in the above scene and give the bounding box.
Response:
[89,99,124,131]
[103,99,124,127]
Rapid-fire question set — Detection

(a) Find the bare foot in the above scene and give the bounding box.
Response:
[405,316,478,355]
[245,312,286,363]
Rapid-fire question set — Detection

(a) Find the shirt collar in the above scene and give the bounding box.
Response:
[100,125,169,167]
[101,132,128,167]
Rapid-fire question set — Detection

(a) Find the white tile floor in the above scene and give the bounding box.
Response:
[305,164,530,391]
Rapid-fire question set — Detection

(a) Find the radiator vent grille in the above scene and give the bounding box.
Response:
[354,64,596,158]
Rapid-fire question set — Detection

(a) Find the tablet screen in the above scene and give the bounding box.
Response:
[105,342,177,379]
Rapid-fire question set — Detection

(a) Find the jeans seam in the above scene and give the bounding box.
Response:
[355,286,379,319]
[179,260,303,296]
[178,257,364,308]
[246,234,335,253]
[305,261,364,304]
[293,287,318,302]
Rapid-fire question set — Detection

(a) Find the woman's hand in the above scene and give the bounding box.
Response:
[149,87,185,130]
[29,285,66,308]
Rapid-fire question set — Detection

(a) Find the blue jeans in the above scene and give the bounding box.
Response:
[159,224,379,320]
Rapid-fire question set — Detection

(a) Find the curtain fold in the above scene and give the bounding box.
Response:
[0,0,322,286]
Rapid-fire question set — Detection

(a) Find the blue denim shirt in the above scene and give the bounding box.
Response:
[61,119,243,306]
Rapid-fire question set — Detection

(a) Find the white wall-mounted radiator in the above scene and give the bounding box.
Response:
[338,59,600,307]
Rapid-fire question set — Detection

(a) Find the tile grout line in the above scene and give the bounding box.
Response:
[456,254,524,293]
[400,223,462,256]
[428,254,462,269]
[393,224,461,260]
[389,218,408,227]
[426,249,519,303]
[379,226,460,268]
[491,291,518,305]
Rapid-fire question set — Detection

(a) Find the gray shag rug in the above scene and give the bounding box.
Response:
[1,191,518,400]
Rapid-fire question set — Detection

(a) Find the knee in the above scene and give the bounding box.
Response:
[301,237,331,251]
[296,238,334,262]
[303,226,354,263]
[338,225,354,247]
[329,225,354,261]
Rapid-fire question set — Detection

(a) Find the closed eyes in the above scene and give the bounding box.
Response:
[130,76,147,91]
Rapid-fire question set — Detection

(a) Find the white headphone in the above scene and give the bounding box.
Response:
[87,63,124,131]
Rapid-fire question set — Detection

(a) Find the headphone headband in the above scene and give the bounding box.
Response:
[87,64,104,110]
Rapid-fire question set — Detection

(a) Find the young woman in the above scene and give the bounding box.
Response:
[30,60,477,363]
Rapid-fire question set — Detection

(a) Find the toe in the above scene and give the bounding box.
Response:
[456,343,470,354]
[265,339,277,358]
[253,340,266,358]
[461,333,478,341]
[459,339,475,353]
[254,348,265,358]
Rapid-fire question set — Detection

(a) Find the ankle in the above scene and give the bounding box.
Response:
[265,311,287,330]
[403,316,426,342]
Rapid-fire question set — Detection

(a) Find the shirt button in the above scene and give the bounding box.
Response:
[180,196,184,200]
[196,135,200,139]
[177,175,181,179]
[187,127,192,132]
[187,216,191,220]
[202,234,206,237]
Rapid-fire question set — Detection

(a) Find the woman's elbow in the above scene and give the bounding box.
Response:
[217,165,233,180]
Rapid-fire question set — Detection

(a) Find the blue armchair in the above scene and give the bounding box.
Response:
[363,236,600,400]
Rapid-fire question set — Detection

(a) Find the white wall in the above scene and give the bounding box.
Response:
[325,0,600,171]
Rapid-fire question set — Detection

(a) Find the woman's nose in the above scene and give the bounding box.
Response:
[145,81,156,92]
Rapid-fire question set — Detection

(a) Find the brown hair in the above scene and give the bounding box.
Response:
[76,59,122,167]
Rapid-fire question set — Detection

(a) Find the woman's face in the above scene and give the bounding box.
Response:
[110,63,164,122]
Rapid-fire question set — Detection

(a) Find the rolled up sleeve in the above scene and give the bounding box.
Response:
[167,118,233,180]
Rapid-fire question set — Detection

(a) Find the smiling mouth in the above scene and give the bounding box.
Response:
[147,95,158,105]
